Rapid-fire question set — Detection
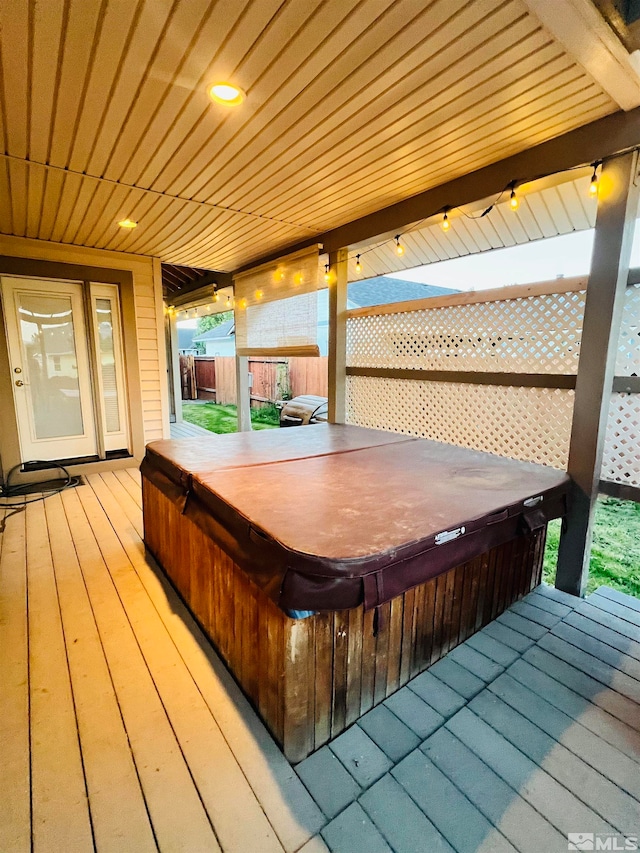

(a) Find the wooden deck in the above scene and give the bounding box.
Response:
[170,420,213,439]
[1,471,639,852]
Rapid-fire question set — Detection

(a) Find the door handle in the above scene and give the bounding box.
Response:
[15,379,24,387]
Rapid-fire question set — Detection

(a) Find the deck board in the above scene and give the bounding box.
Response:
[1,471,639,852]
[0,504,30,853]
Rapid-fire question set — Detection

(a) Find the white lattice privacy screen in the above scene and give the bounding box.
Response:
[345,282,587,468]
[347,288,586,373]
[601,284,640,488]
[346,377,575,469]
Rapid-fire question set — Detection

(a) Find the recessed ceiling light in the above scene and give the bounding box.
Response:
[208,82,245,106]
[118,218,138,229]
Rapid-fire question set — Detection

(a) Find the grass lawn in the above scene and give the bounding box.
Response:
[543,495,640,598]
[182,401,279,434]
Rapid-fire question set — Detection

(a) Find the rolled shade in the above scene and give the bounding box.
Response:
[234,247,321,356]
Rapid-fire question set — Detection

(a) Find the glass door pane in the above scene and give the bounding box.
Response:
[91,283,129,452]
[18,292,85,438]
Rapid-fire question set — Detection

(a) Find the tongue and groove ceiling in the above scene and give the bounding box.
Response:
[0,0,628,272]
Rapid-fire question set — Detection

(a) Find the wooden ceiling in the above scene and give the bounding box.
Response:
[0,0,623,272]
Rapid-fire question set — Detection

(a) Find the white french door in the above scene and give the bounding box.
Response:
[1,276,130,463]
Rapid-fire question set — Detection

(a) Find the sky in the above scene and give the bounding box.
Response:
[388,221,640,291]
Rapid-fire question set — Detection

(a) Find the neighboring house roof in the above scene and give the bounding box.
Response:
[178,327,199,350]
[193,320,235,342]
[347,277,458,308]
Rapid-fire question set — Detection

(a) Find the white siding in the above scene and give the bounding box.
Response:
[0,235,168,446]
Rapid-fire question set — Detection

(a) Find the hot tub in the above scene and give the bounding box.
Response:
[141,424,568,761]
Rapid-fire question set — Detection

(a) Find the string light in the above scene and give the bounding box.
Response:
[509,182,519,210]
[212,289,219,302]
[226,295,232,308]
[324,263,330,283]
[255,289,263,299]
[589,162,600,197]
[345,154,617,271]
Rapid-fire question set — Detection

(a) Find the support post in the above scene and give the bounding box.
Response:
[556,151,639,596]
[167,312,183,423]
[328,247,348,423]
[235,354,252,432]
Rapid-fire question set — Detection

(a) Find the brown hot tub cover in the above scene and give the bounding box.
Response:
[141,424,569,612]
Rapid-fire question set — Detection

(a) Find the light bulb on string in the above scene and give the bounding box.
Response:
[589,162,600,197]
[355,254,362,274]
[442,210,450,232]
[395,235,404,255]
[212,289,219,303]
[509,182,519,210]
[226,296,232,309]
[324,263,330,283]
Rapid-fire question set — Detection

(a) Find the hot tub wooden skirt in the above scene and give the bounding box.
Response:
[142,475,545,763]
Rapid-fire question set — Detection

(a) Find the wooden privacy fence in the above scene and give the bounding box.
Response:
[179,355,328,407]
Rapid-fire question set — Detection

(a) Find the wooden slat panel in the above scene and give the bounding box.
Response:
[0,504,30,853]
[45,493,156,851]
[61,486,221,851]
[26,500,94,852]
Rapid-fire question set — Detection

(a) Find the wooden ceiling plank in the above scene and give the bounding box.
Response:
[0,160,13,234]
[60,178,102,244]
[193,0,530,209]
[556,179,594,232]
[411,231,445,265]
[312,96,640,251]
[127,0,284,190]
[29,0,66,163]
[131,206,226,260]
[25,162,47,239]
[295,90,613,231]
[350,95,614,223]
[167,0,439,199]
[123,199,210,256]
[0,0,30,158]
[38,170,68,242]
[538,186,574,234]
[489,205,527,246]
[455,214,496,253]
[8,159,28,237]
[49,0,106,167]
[90,186,145,248]
[242,34,572,220]
[71,180,120,246]
[102,192,178,253]
[170,213,289,267]
[129,0,325,189]
[102,0,217,183]
[256,52,591,224]
[67,0,143,173]
[46,170,87,243]
[523,189,562,238]
[85,1,181,177]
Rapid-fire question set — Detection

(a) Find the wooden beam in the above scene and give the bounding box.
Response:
[599,479,640,503]
[327,248,348,424]
[345,367,577,389]
[555,151,639,597]
[612,376,640,393]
